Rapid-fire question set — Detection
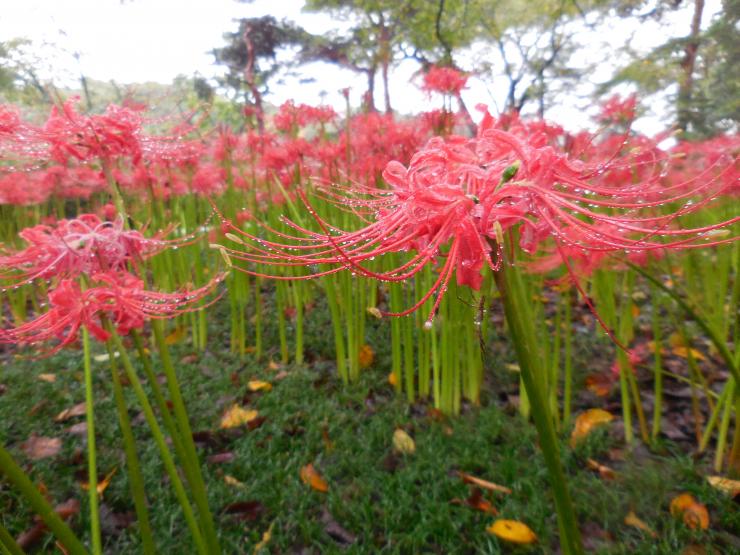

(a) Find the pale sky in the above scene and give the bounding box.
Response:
[0,0,723,135]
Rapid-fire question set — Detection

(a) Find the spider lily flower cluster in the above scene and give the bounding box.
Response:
[216,106,739,326]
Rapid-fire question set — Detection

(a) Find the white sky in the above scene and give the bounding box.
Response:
[0,0,723,135]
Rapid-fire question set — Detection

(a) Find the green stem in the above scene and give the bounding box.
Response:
[107,329,209,555]
[82,328,102,555]
[494,264,583,555]
[151,322,221,554]
[0,446,87,555]
[0,523,24,555]
[104,340,156,555]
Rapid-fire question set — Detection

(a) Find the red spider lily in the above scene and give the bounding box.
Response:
[0,271,224,356]
[216,107,738,326]
[421,66,468,96]
[0,214,194,287]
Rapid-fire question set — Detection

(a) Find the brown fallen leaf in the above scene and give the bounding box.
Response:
[392,428,415,455]
[451,487,499,515]
[670,493,710,530]
[321,508,356,545]
[66,422,88,436]
[54,402,87,423]
[21,434,62,460]
[456,471,512,495]
[300,463,328,493]
[584,373,614,397]
[706,475,740,497]
[17,498,79,551]
[267,360,281,371]
[487,519,537,544]
[220,404,259,429]
[624,510,657,537]
[38,373,56,383]
[221,500,264,522]
[248,380,272,392]
[207,452,235,464]
[321,425,335,452]
[358,344,374,369]
[570,409,614,447]
[586,458,617,480]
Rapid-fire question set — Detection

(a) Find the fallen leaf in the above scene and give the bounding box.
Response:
[253,522,275,553]
[624,510,657,537]
[706,475,740,497]
[586,458,617,480]
[321,426,335,452]
[38,373,56,383]
[456,471,512,495]
[366,307,382,319]
[388,372,398,386]
[300,463,328,493]
[670,493,709,530]
[16,498,79,551]
[274,370,289,381]
[207,452,235,464]
[570,409,614,447]
[358,344,374,369]
[21,435,62,460]
[220,404,259,429]
[451,487,499,515]
[392,428,415,455]
[248,380,272,392]
[585,373,613,397]
[221,500,264,522]
[321,507,356,545]
[224,475,246,488]
[164,326,187,345]
[672,346,706,361]
[487,519,537,544]
[66,422,87,436]
[54,402,87,422]
[504,363,520,373]
[81,467,117,496]
[267,360,281,371]
[93,352,118,363]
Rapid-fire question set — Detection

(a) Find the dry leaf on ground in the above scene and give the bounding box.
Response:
[570,409,614,447]
[392,428,415,455]
[21,434,62,460]
[456,471,512,495]
[624,510,657,537]
[220,404,259,429]
[487,519,537,544]
[300,463,329,492]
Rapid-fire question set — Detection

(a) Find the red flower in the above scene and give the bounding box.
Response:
[1,271,224,356]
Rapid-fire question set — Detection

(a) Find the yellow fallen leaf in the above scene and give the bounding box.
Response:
[388,372,398,386]
[300,463,328,493]
[487,519,537,544]
[220,404,259,429]
[224,475,246,488]
[631,304,640,318]
[38,373,57,383]
[456,471,512,495]
[624,510,657,537]
[670,493,709,530]
[81,467,117,496]
[267,360,281,371]
[253,522,275,554]
[366,307,382,319]
[671,346,706,361]
[247,380,272,392]
[706,475,740,497]
[570,409,614,447]
[358,344,374,369]
[392,428,415,455]
[504,363,520,373]
[165,326,187,345]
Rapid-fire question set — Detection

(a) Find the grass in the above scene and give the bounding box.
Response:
[1,288,739,554]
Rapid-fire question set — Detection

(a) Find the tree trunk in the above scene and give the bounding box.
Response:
[365,66,377,112]
[677,0,705,133]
